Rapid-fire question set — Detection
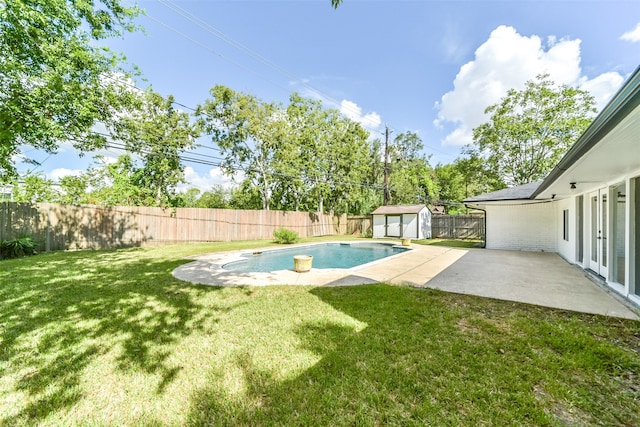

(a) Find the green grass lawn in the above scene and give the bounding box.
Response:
[1,240,639,426]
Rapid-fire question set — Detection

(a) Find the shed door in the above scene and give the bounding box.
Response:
[403,214,418,238]
[385,215,402,237]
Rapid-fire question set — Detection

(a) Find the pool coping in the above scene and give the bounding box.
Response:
[171,240,443,287]
[216,241,411,274]
[171,242,639,319]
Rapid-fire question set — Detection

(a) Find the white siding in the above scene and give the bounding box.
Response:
[556,197,576,263]
[403,214,418,238]
[372,215,386,238]
[484,202,557,252]
[420,209,432,239]
[372,207,432,239]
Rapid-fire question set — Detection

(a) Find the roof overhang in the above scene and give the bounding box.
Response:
[371,204,428,215]
[533,65,640,199]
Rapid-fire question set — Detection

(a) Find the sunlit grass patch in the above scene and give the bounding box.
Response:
[1,240,638,426]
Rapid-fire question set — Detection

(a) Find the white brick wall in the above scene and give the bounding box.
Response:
[484,201,557,252]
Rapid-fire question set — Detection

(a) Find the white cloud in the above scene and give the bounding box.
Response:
[441,126,474,147]
[340,100,382,131]
[178,166,238,192]
[47,168,84,181]
[578,72,625,111]
[621,23,640,42]
[435,25,625,146]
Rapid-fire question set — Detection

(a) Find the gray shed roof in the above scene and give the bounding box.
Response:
[463,181,542,203]
[372,204,428,215]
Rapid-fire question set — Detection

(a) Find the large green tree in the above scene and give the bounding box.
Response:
[197,85,285,211]
[11,173,57,202]
[56,174,90,205]
[87,155,145,206]
[472,74,596,186]
[179,185,232,209]
[386,132,438,205]
[109,89,200,207]
[280,94,372,214]
[433,163,465,213]
[197,87,373,213]
[0,0,141,180]
[434,151,506,214]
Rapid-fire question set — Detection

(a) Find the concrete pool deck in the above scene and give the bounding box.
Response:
[172,241,639,320]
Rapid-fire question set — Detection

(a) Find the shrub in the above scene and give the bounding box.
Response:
[273,228,299,244]
[0,235,38,260]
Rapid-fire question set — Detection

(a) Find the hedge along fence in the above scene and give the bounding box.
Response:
[0,202,347,252]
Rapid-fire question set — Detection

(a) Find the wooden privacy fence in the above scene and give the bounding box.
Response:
[431,214,485,240]
[0,202,347,252]
[346,215,372,236]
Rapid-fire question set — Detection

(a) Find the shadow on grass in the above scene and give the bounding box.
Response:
[186,285,640,426]
[0,249,227,426]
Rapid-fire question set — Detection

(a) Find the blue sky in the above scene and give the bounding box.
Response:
[22,0,640,191]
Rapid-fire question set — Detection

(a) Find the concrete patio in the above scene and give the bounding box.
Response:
[172,241,639,320]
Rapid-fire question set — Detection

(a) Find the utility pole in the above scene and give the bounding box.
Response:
[383,125,392,205]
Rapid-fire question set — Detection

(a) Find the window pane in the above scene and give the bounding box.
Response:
[612,183,626,285]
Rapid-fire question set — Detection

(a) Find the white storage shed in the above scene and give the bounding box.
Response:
[372,204,432,239]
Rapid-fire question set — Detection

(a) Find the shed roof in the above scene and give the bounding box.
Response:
[372,204,428,214]
[463,181,542,203]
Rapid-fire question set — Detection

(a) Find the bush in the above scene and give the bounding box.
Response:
[273,228,299,244]
[0,235,38,260]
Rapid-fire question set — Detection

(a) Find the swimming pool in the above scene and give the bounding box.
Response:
[222,242,409,273]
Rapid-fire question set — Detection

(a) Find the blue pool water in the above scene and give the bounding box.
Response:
[223,242,408,273]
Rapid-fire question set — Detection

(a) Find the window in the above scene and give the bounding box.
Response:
[563,209,569,241]
[612,183,626,285]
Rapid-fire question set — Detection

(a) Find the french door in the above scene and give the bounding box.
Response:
[588,189,608,278]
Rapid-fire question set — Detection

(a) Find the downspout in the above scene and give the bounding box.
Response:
[465,204,487,248]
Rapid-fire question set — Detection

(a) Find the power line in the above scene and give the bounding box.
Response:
[152,0,383,133]
[69,130,385,192]
[144,13,294,97]
[9,52,432,196]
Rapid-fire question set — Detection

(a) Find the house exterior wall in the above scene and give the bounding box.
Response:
[556,197,576,264]
[477,171,640,308]
[569,170,640,308]
[484,202,557,252]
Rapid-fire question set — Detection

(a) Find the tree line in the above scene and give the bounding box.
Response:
[1,1,596,215]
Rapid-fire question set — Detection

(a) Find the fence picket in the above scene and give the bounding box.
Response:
[0,202,346,251]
